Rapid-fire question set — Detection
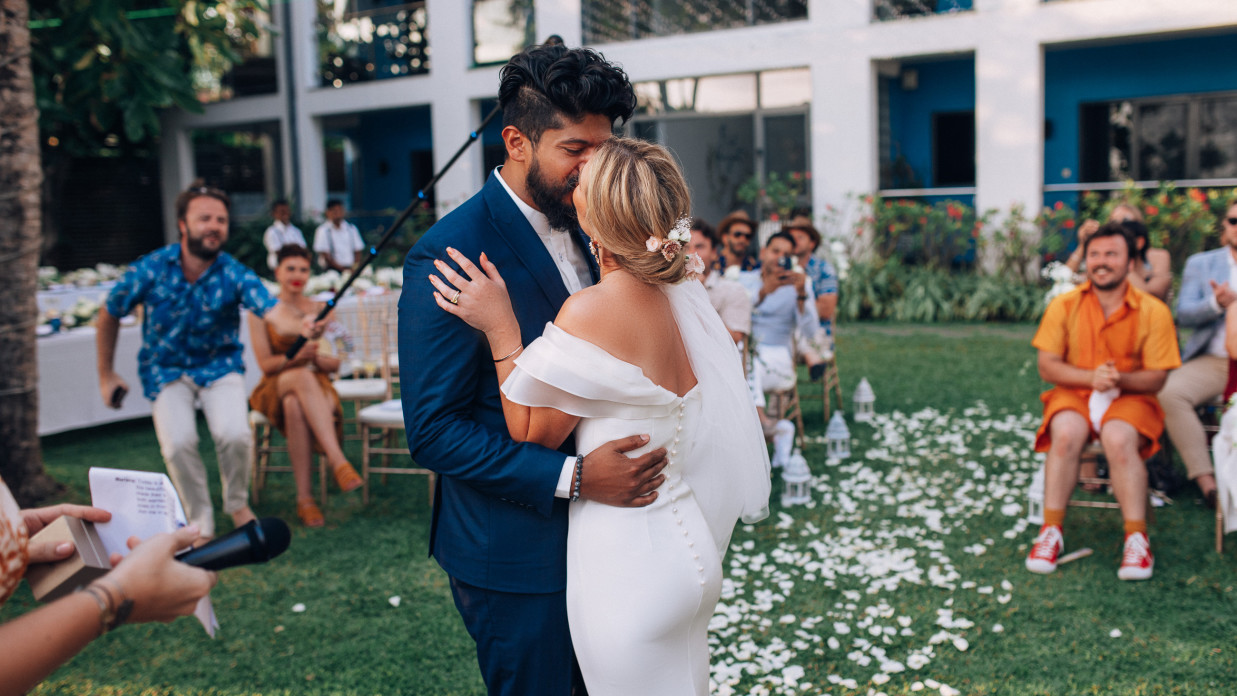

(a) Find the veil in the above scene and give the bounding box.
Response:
[663,280,771,525]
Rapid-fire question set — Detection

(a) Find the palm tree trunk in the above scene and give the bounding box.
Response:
[0,0,60,505]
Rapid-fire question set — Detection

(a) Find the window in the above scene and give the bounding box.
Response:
[472,0,534,66]
[1080,93,1237,182]
[874,0,971,21]
[318,1,429,87]
[630,69,810,224]
[582,0,806,44]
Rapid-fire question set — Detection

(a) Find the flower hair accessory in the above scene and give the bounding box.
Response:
[647,215,693,262]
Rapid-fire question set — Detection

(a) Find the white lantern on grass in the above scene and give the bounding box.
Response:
[825,411,851,460]
[781,448,812,506]
[1026,465,1045,525]
[854,378,876,422]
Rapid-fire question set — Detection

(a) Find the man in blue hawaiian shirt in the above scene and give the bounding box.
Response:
[96,183,303,540]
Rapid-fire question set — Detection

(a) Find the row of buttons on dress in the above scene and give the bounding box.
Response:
[666,399,707,586]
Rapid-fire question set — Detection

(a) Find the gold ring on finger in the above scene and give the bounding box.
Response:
[450,290,461,305]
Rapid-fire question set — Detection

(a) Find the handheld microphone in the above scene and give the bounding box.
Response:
[174,518,291,571]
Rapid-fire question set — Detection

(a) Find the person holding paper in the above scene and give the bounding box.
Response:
[0,477,216,696]
[96,182,324,542]
[1027,223,1180,581]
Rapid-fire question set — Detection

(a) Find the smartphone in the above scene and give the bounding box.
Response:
[777,256,794,271]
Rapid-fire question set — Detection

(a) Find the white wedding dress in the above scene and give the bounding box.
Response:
[503,280,771,696]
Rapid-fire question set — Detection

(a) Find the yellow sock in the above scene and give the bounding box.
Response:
[1124,519,1147,536]
[1043,508,1065,529]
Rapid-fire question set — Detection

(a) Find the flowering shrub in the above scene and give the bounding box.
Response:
[736,171,810,221]
[856,196,987,271]
[1078,183,1237,275]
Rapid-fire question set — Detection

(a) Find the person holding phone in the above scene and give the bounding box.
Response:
[737,231,818,467]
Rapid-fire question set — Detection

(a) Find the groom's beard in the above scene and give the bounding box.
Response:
[527,157,579,231]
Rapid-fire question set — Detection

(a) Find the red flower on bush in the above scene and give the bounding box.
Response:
[1145,205,1159,216]
[1189,188,1207,204]
[1063,219,1075,229]
[918,216,928,225]
[1054,201,1065,211]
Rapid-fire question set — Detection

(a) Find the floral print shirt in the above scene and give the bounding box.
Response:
[0,478,28,606]
[106,245,275,400]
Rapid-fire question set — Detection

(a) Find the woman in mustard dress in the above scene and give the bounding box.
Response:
[247,245,361,527]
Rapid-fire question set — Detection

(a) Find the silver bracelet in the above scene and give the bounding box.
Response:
[494,344,523,363]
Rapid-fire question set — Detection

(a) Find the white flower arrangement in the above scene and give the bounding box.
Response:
[1040,261,1078,304]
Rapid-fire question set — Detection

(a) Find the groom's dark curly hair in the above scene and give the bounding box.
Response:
[498,43,636,144]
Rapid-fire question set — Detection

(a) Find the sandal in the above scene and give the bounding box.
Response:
[332,462,363,493]
[297,499,325,527]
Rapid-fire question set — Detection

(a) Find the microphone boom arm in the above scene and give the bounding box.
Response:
[284,103,503,359]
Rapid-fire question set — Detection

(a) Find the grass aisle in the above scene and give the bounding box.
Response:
[6,323,1234,695]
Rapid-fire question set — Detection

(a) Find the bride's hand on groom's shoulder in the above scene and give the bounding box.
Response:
[429,248,518,338]
[580,435,668,508]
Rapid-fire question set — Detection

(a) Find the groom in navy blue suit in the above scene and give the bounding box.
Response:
[399,44,668,695]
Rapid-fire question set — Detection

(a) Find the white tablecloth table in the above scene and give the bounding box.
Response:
[37,320,262,437]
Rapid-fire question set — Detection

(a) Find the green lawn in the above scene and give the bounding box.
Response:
[6,323,1233,695]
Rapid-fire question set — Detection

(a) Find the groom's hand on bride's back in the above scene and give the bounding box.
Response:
[580,435,668,507]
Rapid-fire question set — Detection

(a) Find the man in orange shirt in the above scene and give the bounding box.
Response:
[1028,223,1180,581]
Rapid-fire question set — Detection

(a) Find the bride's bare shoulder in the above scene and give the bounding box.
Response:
[555,283,643,348]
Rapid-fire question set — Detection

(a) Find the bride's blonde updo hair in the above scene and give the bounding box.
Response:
[580,137,692,285]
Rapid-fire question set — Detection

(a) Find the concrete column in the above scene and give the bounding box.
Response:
[427,0,486,214]
[973,31,1043,217]
[289,0,325,217]
[812,50,878,234]
[158,123,195,243]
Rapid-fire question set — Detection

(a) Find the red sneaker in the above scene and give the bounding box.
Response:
[1026,525,1063,574]
[1117,532,1153,581]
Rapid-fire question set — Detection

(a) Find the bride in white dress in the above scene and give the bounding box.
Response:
[430,137,771,695]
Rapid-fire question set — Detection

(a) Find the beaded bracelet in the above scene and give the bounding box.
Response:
[569,454,584,502]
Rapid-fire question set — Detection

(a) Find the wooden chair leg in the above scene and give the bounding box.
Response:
[361,423,371,506]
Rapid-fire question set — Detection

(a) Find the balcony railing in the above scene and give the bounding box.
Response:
[318,1,429,88]
[874,0,972,21]
[582,0,807,44]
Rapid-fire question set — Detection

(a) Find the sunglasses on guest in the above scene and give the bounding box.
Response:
[729,230,753,239]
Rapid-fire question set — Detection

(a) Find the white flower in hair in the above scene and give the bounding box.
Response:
[668,215,692,244]
[646,236,662,252]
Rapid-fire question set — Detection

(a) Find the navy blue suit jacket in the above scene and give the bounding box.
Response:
[399,172,597,593]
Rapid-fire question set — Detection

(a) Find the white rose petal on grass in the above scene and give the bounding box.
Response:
[1001,502,1023,516]
[911,682,925,692]
[940,685,960,696]
[992,623,1004,633]
[1110,629,1123,638]
[833,622,851,635]
[872,673,891,685]
[779,615,796,625]
[388,596,402,607]
[827,637,841,650]
[952,637,969,652]
[291,603,306,613]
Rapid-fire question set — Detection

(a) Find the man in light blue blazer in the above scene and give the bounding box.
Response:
[399,44,666,695]
[1158,201,1237,506]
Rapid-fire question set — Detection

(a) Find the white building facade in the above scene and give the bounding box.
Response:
[160,0,1237,244]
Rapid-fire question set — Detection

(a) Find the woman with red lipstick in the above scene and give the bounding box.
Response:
[247,245,362,527]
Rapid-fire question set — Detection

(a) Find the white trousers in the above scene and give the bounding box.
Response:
[151,373,252,537]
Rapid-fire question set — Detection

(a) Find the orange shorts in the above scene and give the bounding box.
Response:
[1034,387,1164,460]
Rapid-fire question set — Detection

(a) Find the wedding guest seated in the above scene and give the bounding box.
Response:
[1159,199,1237,508]
[0,484,215,695]
[716,210,759,274]
[784,215,838,376]
[738,231,819,467]
[1210,302,1237,533]
[687,217,751,345]
[247,245,362,527]
[1066,202,1171,301]
[1027,223,1179,581]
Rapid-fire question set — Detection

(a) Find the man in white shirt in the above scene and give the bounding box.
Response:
[262,199,306,271]
[1158,199,1237,507]
[687,217,751,345]
[313,200,364,272]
